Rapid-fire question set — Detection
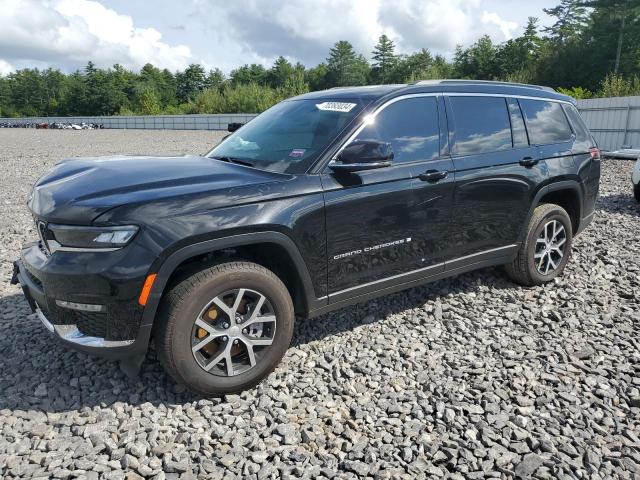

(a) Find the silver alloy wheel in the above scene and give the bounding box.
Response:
[534,219,567,275]
[191,288,276,376]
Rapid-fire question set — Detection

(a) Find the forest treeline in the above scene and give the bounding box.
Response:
[1,0,638,117]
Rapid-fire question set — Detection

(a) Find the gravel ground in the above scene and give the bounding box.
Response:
[0,129,639,480]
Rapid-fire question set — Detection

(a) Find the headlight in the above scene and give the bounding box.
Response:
[45,224,139,252]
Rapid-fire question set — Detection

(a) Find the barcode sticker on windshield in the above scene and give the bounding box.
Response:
[315,102,357,112]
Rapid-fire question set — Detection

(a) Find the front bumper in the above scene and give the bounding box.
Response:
[12,241,153,360]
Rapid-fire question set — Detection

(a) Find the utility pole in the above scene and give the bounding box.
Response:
[614,0,629,73]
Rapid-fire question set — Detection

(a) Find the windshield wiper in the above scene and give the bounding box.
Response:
[210,156,255,167]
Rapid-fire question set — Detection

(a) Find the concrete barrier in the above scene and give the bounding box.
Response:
[0,114,258,131]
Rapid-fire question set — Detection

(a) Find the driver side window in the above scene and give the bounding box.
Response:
[355,97,440,164]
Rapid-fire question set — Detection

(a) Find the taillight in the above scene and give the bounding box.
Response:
[589,147,601,160]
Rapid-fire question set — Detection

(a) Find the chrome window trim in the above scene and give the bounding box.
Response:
[329,92,572,164]
[443,92,574,106]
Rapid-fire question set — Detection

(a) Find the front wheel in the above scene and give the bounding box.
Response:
[506,203,573,286]
[155,261,295,396]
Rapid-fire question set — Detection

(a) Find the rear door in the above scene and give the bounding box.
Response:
[445,95,545,265]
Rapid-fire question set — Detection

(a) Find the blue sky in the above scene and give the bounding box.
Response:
[0,0,558,75]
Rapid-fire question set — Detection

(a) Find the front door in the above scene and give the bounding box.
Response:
[322,95,454,298]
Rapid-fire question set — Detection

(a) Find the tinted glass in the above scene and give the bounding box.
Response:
[450,96,512,156]
[519,99,573,145]
[507,99,529,148]
[354,97,440,163]
[207,98,365,173]
[563,104,591,143]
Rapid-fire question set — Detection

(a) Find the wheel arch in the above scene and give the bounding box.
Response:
[520,180,584,243]
[140,232,320,328]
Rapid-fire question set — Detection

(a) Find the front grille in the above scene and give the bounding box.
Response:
[34,218,51,256]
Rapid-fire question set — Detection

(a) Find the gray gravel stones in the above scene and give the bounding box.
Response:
[1,129,639,479]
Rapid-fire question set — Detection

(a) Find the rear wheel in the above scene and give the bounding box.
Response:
[155,261,294,396]
[506,203,573,286]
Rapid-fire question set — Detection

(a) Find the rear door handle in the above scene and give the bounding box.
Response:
[519,156,539,168]
[419,169,448,182]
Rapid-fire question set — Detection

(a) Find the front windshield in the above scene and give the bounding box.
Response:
[207,98,366,174]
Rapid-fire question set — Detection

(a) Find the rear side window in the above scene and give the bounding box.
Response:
[519,99,573,145]
[563,104,591,143]
[450,96,512,156]
[355,97,440,163]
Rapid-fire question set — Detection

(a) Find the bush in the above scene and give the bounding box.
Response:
[598,74,640,98]
[557,86,593,99]
[184,83,286,114]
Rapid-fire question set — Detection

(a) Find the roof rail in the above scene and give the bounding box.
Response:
[412,79,556,93]
[327,84,406,90]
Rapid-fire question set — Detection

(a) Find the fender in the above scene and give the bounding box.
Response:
[517,179,584,244]
[139,231,322,327]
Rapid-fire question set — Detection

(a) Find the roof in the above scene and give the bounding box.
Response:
[293,79,574,105]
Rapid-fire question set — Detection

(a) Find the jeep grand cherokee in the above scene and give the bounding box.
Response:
[13,80,601,395]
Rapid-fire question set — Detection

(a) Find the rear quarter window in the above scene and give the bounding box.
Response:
[519,99,573,145]
[562,104,592,143]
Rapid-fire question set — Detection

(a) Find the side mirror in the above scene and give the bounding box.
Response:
[329,140,394,173]
[227,122,244,132]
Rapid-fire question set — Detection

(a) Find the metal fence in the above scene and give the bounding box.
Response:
[0,114,258,131]
[1,96,639,151]
[577,96,640,151]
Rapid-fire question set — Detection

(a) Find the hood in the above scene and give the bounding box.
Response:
[29,155,284,224]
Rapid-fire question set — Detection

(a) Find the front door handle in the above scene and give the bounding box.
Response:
[519,156,539,168]
[419,169,448,182]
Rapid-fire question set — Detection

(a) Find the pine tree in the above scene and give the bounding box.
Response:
[371,34,397,84]
[543,0,588,42]
[326,41,370,87]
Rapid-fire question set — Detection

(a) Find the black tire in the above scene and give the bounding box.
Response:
[155,261,295,396]
[505,203,573,286]
[634,183,640,202]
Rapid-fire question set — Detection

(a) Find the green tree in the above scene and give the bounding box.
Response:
[454,35,499,79]
[543,0,588,42]
[230,64,268,86]
[390,48,433,82]
[133,85,162,114]
[204,68,225,90]
[582,0,640,74]
[176,64,206,102]
[371,34,398,83]
[326,40,370,87]
[305,63,329,90]
[267,56,295,88]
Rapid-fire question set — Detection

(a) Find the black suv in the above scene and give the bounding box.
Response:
[13,80,600,395]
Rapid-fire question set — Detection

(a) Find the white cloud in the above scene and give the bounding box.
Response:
[190,0,524,70]
[0,59,13,75]
[0,0,193,71]
[481,11,519,40]
[0,0,530,74]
